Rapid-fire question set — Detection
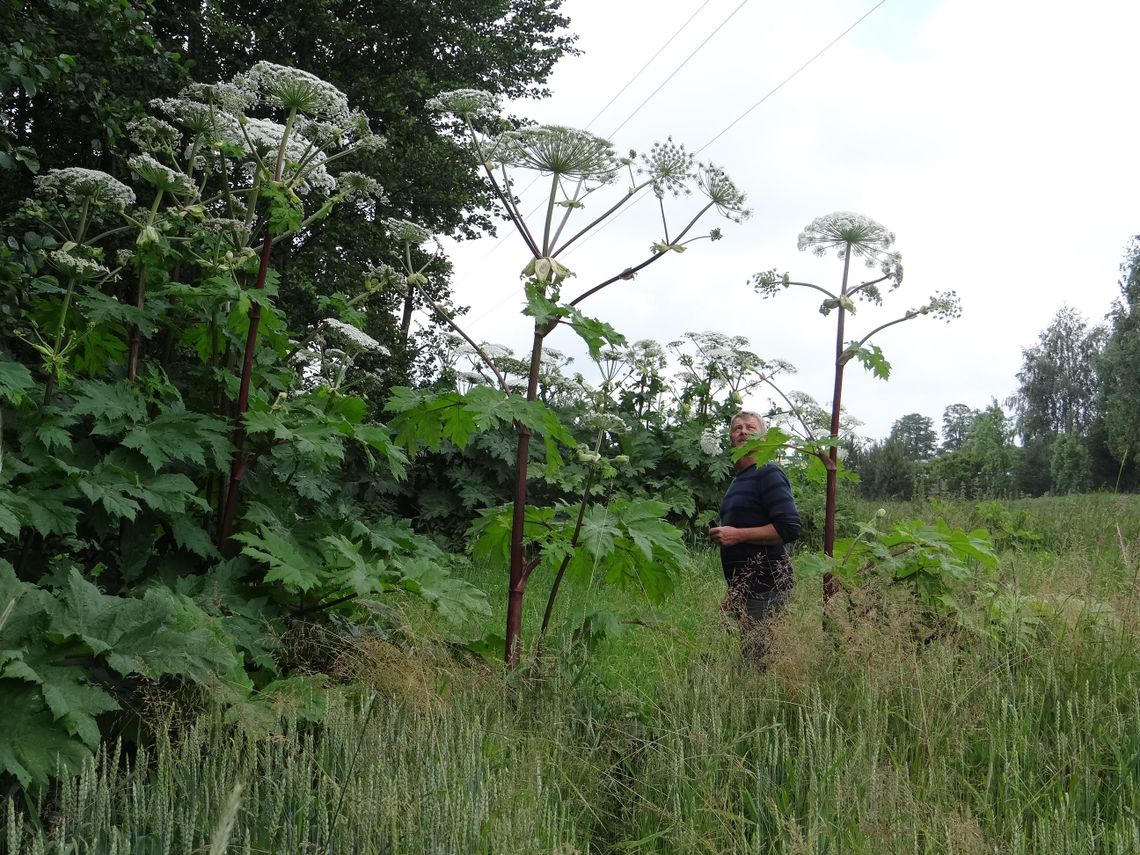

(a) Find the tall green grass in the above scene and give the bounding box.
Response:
[5,495,1140,853]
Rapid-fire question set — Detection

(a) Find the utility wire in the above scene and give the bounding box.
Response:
[609,0,751,137]
[564,0,892,259]
[587,0,718,130]
[697,0,890,153]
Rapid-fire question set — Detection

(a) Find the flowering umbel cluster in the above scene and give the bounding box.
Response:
[320,318,389,355]
[34,168,136,211]
[699,427,723,456]
[500,125,618,183]
[797,212,895,267]
[235,62,351,125]
[145,63,384,203]
[426,89,501,120]
[639,138,694,198]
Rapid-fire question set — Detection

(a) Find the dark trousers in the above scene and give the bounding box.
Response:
[722,585,791,664]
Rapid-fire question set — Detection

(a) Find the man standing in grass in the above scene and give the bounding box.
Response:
[710,411,802,661]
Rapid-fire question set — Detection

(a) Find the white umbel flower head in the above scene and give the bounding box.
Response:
[699,427,723,456]
[150,97,242,143]
[480,343,514,359]
[128,153,197,198]
[35,168,135,211]
[797,212,896,267]
[500,125,618,182]
[127,116,182,155]
[385,218,431,247]
[427,89,500,119]
[242,117,336,195]
[336,171,385,202]
[236,62,351,125]
[48,250,113,281]
[585,411,629,434]
[320,318,390,355]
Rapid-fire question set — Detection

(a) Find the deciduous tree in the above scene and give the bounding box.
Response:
[1098,238,1140,474]
[940,403,978,453]
[1012,306,1104,444]
[890,412,937,461]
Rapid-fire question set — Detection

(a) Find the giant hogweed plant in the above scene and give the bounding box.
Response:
[749,213,961,599]
[395,90,751,664]
[0,64,488,788]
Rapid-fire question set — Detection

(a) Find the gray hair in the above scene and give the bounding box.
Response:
[730,410,767,431]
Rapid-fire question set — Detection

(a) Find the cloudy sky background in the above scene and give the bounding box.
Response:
[439,0,1139,441]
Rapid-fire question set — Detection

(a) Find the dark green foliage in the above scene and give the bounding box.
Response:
[1,0,187,199]
[940,402,978,453]
[799,514,998,617]
[0,561,246,788]
[889,412,937,460]
[1012,306,1104,444]
[1049,432,1092,494]
[1098,238,1140,481]
[852,435,916,500]
[0,61,501,789]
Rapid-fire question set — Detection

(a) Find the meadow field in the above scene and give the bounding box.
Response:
[5,494,1139,854]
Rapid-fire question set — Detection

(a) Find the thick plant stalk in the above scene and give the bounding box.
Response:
[537,465,597,647]
[127,191,166,382]
[126,270,147,382]
[217,230,275,547]
[823,246,853,602]
[505,328,546,664]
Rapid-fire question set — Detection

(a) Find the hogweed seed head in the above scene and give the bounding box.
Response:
[696,163,749,222]
[750,268,790,298]
[640,137,694,198]
[919,290,962,321]
[880,250,904,286]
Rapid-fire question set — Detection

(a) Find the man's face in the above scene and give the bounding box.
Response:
[730,416,764,448]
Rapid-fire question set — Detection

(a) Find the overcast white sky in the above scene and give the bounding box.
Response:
[439,0,1140,441]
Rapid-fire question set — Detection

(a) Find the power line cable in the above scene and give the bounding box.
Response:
[697,0,890,153]
[586,0,718,130]
[564,0,891,258]
[609,0,751,137]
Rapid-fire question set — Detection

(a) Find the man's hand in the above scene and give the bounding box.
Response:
[709,525,742,547]
[710,523,783,547]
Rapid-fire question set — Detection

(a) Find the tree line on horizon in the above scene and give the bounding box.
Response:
[849,241,1140,500]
